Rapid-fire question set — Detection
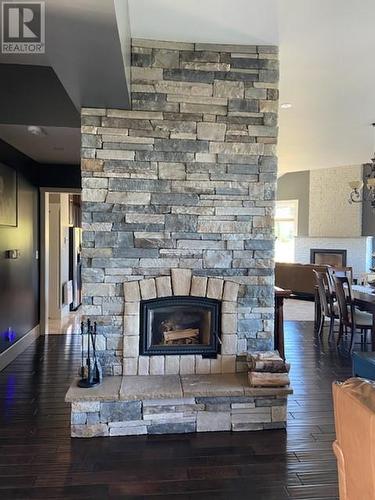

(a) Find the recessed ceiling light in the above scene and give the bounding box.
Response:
[27,125,46,136]
[280,103,293,109]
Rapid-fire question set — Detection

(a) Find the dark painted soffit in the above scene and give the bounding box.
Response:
[0,64,80,127]
[0,0,131,112]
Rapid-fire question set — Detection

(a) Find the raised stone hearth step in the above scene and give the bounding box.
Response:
[67,374,291,437]
[65,376,122,402]
[120,375,183,400]
[181,373,246,397]
[66,373,292,403]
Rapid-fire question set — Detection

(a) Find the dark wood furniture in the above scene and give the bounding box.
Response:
[315,284,375,351]
[275,286,291,360]
[334,276,373,352]
[313,270,338,340]
[351,286,375,351]
[275,262,329,298]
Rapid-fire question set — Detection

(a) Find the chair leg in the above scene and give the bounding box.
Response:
[365,328,371,349]
[337,322,343,346]
[328,316,335,341]
[362,329,366,348]
[349,326,356,353]
[318,314,325,337]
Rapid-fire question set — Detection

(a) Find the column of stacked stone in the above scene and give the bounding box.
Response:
[81,39,279,376]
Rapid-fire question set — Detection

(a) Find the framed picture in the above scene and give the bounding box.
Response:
[0,163,17,227]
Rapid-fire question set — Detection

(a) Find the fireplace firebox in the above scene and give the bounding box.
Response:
[310,248,347,267]
[139,296,221,357]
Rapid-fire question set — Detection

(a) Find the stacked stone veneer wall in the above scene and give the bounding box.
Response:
[71,394,287,437]
[81,39,279,376]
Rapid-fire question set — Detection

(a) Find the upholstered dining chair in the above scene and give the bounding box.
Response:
[313,270,339,340]
[334,276,373,353]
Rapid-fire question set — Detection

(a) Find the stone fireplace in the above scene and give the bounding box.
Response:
[80,38,279,378]
[123,269,239,375]
[67,39,289,437]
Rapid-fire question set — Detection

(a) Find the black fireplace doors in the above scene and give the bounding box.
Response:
[139,296,221,357]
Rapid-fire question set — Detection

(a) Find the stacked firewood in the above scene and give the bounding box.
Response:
[247,351,290,387]
[163,328,199,345]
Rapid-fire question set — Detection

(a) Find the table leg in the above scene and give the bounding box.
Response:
[274,295,285,360]
[372,315,375,351]
[314,287,321,332]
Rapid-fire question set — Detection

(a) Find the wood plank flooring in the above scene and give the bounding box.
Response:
[0,321,353,499]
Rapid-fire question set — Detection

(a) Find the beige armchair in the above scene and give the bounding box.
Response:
[332,378,375,500]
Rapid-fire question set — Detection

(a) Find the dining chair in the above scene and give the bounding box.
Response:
[327,266,353,289]
[327,266,355,339]
[334,275,373,353]
[313,270,339,340]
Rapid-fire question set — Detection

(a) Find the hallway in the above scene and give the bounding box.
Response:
[46,310,82,335]
[0,322,351,499]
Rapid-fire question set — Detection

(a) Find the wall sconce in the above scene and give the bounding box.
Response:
[348,123,375,209]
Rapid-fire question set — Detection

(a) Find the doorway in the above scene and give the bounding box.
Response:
[40,189,82,335]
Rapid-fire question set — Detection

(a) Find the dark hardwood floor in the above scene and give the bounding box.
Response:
[0,321,353,499]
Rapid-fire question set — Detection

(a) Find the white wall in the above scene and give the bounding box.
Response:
[48,198,61,319]
[60,194,70,317]
[48,193,71,320]
[295,236,372,279]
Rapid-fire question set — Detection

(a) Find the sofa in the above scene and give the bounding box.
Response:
[332,378,375,500]
[275,262,328,297]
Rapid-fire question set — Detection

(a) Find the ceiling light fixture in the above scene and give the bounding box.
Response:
[280,103,292,109]
[27,125,46,136]
[348,123,375,209]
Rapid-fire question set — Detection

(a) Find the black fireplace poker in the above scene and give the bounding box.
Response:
[78,318,103,388]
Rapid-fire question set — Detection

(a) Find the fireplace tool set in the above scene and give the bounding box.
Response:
[78,318,103,388]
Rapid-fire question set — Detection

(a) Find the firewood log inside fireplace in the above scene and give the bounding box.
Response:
[163,328,199,345]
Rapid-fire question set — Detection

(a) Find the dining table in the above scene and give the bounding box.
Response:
[314,284,375,350]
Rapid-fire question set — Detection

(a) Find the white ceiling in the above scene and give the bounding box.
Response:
[128,0,375,174]
[0,125,80,164]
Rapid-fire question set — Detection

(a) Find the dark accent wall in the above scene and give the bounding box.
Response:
[0,139,81,355]
[277,171,310,236]
[0,164,39,353]
[36,164,81,189]
[0,138,81,189]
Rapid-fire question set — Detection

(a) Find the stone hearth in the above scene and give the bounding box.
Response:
[66,374,291,437]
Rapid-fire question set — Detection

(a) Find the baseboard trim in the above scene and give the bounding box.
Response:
[0,325,40,371]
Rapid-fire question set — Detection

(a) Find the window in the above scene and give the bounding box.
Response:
[275,200,298,262]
